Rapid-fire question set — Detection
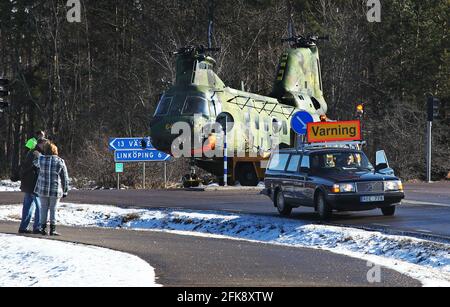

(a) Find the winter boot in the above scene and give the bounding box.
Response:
[40,224,48,236]
[50,224,60,236]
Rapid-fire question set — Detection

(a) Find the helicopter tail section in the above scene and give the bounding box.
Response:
[271,35,328,116]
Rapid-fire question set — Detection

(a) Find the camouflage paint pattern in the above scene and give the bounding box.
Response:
[150,44,328,181]
[272,46,327,115]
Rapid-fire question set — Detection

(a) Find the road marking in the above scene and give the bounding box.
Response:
[416,229,433,234]
[372,223,390,228]
[403,200,450,208]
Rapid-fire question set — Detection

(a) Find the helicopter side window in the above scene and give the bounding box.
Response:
[264,118,270,132]
[282,121,288,135]
[209,100,217,116]
[272,118,282,134]
[154,97,173,116]
[244,112,251,125]
[255,115,260,130]
[182,96,210,116]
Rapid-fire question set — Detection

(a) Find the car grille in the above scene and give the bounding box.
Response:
[357,182,384,193]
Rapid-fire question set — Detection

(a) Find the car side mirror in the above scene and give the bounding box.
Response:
[375,163,388,172]
[375,150,395,175]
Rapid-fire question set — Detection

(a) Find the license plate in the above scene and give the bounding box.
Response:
[361,195,385,203]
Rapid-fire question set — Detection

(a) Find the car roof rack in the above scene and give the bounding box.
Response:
[299,141,366,152]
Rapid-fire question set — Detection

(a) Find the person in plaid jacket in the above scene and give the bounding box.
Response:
[33,142,69,236]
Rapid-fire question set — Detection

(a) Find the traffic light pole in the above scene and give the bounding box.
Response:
[425,95,440,183]
[223,121,228,187]
[426,121,432,183]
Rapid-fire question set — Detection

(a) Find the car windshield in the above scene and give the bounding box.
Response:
[310,151,374,172]
[182,96,210,115]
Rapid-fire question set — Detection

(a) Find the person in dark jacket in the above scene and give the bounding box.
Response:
[18,134,48,234]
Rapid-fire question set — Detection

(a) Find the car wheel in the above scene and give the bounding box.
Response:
[381,206,396,216]
[276,191,292,217]
[316,192,332,220]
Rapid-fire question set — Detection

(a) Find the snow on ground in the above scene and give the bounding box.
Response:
[0,203,449,286]
[0,180,21,192]
[0,233,160,287]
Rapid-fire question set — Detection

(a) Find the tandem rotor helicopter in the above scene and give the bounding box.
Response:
[149,0,329,187]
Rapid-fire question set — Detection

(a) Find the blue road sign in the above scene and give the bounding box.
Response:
[291,111,314,135]
[114,149,171,163]
[109,138,154,151]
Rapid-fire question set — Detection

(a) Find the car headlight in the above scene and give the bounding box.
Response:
[384,180,403,192]
[332,183,356,193]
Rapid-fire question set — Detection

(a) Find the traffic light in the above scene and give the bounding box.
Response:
[0,78,10,112]
[356,103,364,118]
[427,96,441,122]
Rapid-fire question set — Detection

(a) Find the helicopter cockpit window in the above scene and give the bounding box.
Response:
[182,96,210,116]
[154,96,173,116]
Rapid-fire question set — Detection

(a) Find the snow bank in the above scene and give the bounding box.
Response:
[0,180,21,192]
[0,233,160,287]
[0,203,449,286]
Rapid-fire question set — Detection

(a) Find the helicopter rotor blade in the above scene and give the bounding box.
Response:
[287,0,296,40]
[208,0,215,49]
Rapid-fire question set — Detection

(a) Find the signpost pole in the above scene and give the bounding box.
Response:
[143,162,146,189]
[117,173,120,190]
[427,121,432,183]
[164,162,167,189]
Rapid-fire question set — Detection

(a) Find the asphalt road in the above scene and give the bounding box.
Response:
[0,182,447,286]
[1,182,448,238]
[0,221,420,287]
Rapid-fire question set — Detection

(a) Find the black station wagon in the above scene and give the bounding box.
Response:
[263,147,405,220]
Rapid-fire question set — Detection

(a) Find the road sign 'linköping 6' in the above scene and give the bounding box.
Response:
[114,149,171,163]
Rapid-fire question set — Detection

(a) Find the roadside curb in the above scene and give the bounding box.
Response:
[327,222,450,245]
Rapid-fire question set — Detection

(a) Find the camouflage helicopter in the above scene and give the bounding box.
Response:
[149,34,329,187]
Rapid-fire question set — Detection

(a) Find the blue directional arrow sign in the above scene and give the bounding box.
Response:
[109,138,154,151]
[114,149,172,163]
[291,111,315,135]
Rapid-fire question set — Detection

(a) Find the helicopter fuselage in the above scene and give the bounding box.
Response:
[150,44,327,185]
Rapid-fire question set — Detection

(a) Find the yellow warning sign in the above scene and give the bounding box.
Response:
[307,121,362,143]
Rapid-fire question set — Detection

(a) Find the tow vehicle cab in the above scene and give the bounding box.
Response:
[263,146,405,219]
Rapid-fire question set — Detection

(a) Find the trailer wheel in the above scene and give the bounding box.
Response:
[235,163,258,186]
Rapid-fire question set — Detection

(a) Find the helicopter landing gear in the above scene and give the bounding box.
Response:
[182,160,202,188]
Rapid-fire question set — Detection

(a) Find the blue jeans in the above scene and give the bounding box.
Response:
[19,193,41,232]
